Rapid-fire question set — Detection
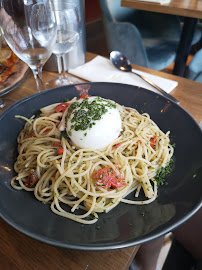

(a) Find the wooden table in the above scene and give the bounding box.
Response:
[1,52,202,270]
[121,0,202,77]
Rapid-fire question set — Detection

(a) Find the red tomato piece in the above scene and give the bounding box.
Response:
[112,143,122,149]
[91,164,125,189]
[25,169,38,188]
[79,94,90,99]
[26,132,34,138]
[57,148,64,155]
[43,128,51,133]
[55,103,70,113]
[150,135,156,148]
[25,179,30,188]
[53,142,62,148]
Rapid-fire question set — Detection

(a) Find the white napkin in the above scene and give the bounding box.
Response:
[69,56,178,94]
[131,0,171,4]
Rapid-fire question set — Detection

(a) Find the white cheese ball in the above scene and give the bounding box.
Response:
[66,96,122,149]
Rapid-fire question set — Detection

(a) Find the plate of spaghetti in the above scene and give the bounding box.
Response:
[0,82,201,250]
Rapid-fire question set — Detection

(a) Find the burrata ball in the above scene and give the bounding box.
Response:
[66,96,122,149]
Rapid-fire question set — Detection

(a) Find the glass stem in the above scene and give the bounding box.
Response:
[31,66,44,92]
[56,55,66,82]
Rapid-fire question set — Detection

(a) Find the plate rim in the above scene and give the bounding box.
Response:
[0,82,202,251]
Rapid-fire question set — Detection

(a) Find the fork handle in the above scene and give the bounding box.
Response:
[131,71,180,104]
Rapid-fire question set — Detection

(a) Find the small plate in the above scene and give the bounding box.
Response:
[0,59,30,97]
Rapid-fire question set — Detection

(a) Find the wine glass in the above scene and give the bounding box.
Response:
[0,0,57,92]
[45,1,81,89]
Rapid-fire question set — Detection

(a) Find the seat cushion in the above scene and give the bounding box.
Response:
[146,42,178,70]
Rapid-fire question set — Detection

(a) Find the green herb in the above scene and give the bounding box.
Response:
[154,159,173,186]
[90,215,98,220]
[193,174,197,178]
[33,109,41,119]
[60,130,69,140]
[66,97,116,135]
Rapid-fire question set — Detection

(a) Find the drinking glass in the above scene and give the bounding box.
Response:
[46,2,81,89]
[0,0,57,92]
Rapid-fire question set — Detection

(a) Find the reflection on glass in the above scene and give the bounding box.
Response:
[0,0,57,92]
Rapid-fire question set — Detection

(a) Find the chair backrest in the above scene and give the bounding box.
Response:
[101,0,181,41]
[106,0,135,22]
[99,0,113,23]
[186,48,202,81]
[99,0,183,70]
[99,0,149,68]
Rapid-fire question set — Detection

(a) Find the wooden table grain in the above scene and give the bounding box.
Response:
[1,52,202,270]
[121,0,202,18]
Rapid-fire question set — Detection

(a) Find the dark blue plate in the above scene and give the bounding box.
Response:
[0,82,201,250]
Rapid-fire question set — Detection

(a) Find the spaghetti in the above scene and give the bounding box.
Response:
[11,97,174,224]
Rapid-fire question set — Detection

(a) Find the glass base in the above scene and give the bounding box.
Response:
[0,97,16,113]
[45,74,82,89]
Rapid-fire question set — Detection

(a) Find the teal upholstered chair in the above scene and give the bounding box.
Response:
[186,48,202,82]
[99,0,201,71]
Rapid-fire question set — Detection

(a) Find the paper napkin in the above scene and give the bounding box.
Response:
[69,56,178,94]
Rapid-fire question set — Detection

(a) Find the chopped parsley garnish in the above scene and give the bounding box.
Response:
[60,130,69,140]
[154,159,173,186]
[66,97,116,135]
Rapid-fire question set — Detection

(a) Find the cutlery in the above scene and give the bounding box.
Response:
[110,51,179,104]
